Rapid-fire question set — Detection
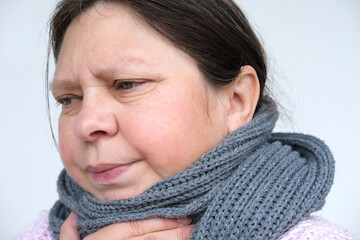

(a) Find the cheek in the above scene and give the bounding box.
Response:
[125,89,212,177]
[58,116,77,167]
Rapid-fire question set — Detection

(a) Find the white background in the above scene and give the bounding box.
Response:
[0,0,359,239]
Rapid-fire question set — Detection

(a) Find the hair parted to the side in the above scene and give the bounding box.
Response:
[48,0,269,107]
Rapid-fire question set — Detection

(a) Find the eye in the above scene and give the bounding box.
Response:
[56,96,80,106]
[115,80,144,90]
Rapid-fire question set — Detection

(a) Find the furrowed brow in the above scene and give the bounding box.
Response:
[94,57,156,80]
[50,78,80,95]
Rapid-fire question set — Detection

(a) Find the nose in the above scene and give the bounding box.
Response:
[73,96,119,142]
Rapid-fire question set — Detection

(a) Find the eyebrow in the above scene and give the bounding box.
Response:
[51,56,158,92]
[50,79,79,94]
[93,56,157,80]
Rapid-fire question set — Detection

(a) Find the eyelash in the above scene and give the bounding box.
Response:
[56,95,81,107]
[114,80,144,90]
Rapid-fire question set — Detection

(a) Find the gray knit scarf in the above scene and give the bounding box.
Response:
[49,98,334,240]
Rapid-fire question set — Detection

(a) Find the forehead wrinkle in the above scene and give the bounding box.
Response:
[52,56,159,95]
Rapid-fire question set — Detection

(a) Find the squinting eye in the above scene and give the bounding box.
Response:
[58,97,79,106]
[115,81,143,90]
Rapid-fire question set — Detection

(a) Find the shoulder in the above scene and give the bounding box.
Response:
[14,211,54,240]
[278,215,359,240]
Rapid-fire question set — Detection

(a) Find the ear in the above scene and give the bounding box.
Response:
[226,65,260,134]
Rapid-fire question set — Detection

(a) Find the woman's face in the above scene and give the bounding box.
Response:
[52,3,229,201]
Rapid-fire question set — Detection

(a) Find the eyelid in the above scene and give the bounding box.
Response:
[110,79,154,103]
[113,79,146,90]
[55,94,82,107]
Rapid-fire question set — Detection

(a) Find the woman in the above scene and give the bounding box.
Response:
[16,0,358,239]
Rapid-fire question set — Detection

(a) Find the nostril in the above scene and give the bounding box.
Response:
[90,130,107,137]
[74,112,118,141]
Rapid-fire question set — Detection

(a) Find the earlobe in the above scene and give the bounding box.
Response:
[227,65,260,134]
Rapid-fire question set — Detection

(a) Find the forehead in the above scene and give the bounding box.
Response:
[55,2,155,64]
[53,2,206,88]
[54,4,160,74]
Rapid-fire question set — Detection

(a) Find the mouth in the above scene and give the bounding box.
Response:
[86,162,136,184]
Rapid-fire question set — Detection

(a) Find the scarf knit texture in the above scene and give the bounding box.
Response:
[49,99,335,240]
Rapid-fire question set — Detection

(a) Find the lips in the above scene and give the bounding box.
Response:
[87,163,134,184]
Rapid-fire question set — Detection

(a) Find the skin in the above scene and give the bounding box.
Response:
[53,2,260,239]
[60,213,194,240]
